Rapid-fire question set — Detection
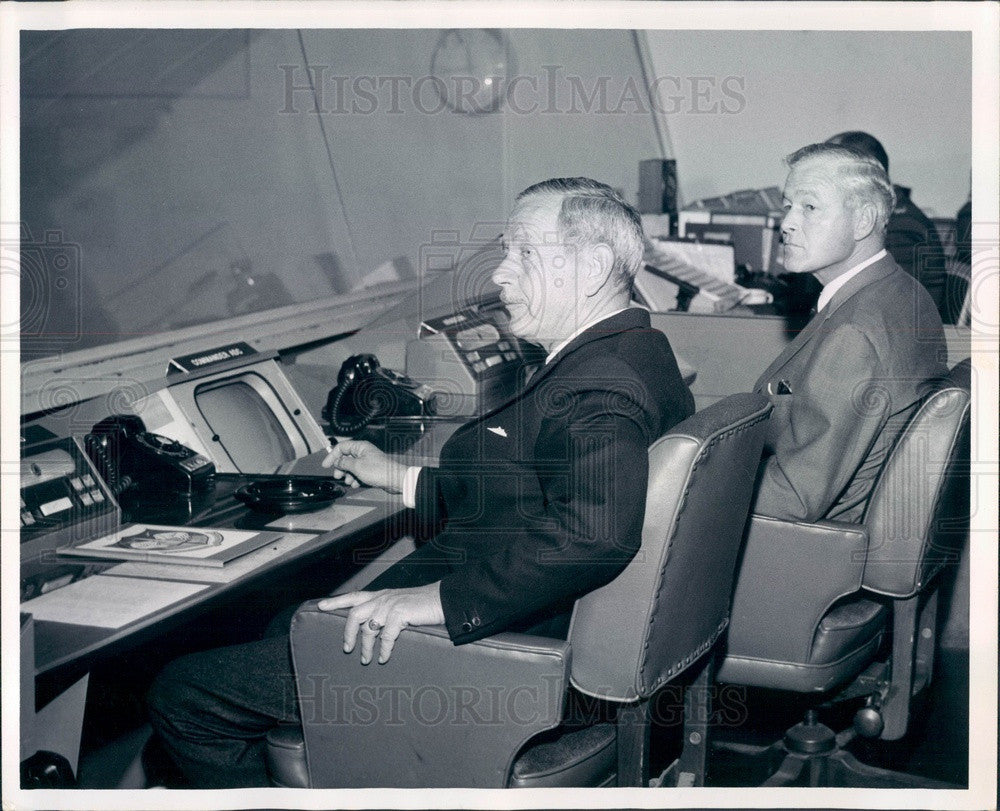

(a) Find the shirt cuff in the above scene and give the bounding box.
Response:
[402,465,422,509]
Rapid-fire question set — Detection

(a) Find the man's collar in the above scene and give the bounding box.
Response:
[544,306,639,365]
[816,249,887,312]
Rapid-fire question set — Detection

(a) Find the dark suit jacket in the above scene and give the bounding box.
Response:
[752,254,947,523]
[888,185,947,315]
[368,308,694,645]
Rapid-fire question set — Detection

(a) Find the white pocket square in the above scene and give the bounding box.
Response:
[486,426,508,438]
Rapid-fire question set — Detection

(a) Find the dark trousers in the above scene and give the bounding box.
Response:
[146,627,300,788]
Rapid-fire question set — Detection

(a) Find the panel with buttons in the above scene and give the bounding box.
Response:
[407,306,533,417]
[19,436,121,576]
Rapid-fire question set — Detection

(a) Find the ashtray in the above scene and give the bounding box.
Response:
[234,477,346,514]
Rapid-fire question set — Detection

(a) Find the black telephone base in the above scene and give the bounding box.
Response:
[348,415,435,455]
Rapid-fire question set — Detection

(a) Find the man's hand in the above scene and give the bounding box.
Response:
[321,440,407,493]
[316,583,445,664]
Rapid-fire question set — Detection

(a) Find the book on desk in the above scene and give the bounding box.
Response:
[58,523,282,568]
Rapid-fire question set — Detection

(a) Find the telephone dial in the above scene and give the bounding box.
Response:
[84,414,215,497]
[323,354,436,437]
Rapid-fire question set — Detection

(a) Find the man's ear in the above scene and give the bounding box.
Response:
[584,242,615,296]
[853,202,878,241]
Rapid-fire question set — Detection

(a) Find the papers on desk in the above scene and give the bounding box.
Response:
[643,239,746,313]
[21,575,208,629]
[265,502,377,533]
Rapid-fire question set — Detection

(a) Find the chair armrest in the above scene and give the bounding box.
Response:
[289,601,570,788]
[723,515,869,665]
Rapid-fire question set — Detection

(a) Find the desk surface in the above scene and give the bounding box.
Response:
[28,469,406,677]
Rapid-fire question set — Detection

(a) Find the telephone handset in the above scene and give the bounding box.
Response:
[323,354,436,437]
[84,414,215,497]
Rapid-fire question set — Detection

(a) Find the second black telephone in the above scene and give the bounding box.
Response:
[323,354,436,437]
[85,414,215,497]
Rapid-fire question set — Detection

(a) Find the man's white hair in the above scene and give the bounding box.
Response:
[517,177,645,293]
[787,143,896,235]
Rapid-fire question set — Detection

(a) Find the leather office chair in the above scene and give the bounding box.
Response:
[266,392,771,788]
[714,359,971,787]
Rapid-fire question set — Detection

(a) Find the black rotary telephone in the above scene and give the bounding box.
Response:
[84,414,215,497]
[323,354,436,437]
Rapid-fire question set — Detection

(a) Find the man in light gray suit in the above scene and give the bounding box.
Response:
[752,143,947,523]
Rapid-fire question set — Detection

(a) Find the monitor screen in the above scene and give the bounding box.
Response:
[195,375,300,473]
[133,356,328,474]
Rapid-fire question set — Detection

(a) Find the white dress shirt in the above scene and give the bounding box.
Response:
[816,249,887,312]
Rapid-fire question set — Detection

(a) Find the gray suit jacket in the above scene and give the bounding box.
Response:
[752,254,947,522]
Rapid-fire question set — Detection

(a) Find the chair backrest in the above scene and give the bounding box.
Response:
[567,392,771,702]
[862,359,971,597]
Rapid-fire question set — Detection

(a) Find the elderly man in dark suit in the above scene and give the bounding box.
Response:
[320,178,694,662]
[752,143,947,523]
[147,177,694,787]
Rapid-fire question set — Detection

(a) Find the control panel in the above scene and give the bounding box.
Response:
[405,307,526,416]
[20,436,121,595]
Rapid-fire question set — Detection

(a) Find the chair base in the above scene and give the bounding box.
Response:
[654,757,703,788]
[712,734,961,789]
